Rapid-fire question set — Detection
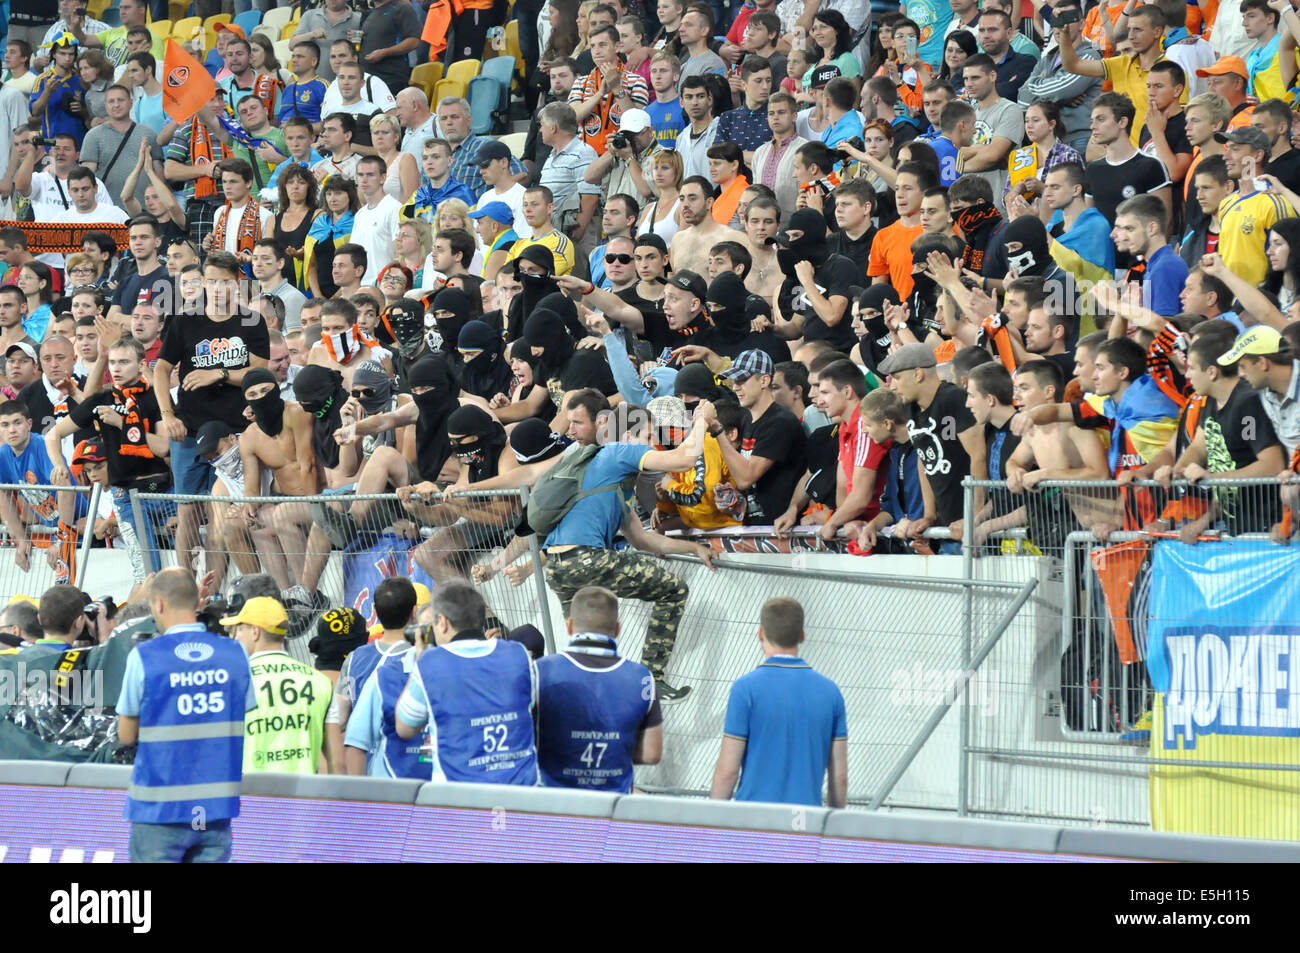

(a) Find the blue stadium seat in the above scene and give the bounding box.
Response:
[232,9,263,35]
[204,48,223,78]
[478,55,515,124]
[467,76,499,135]
[100,6,122,26]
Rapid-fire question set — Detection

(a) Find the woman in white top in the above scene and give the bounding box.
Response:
[370,113,421,205]
[637,148,683,243]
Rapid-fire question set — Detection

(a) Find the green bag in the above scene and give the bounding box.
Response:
[527,445,629,535]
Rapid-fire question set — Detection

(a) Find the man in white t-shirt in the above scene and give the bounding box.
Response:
[321,39,396,115]
[312,113,364,184]
[13,132,112,219]
[207,158,274,258]
[475,139,529,237]
[351,156,403,285]
[46,166,129,268]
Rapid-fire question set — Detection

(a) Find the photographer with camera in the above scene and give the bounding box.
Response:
[583,108,658,204]
[25,583,88,652]
[341,577,423,778]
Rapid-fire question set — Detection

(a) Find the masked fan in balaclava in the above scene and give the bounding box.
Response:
[349,359,397,455]
[536,290,587,342]
[773,207,860,353]
[854,284,905,372]
[1001,215,1056,278]
[292,365,349,471]
[457,320,513,400]
[430,287,475,365]
[506,244,559,340]
[242,367,285,437]
[509,416,572,464]
[697,272,790,363]
[907,235,961,339]
[408,355,460,485]
[954,193,1004,275]
[445,404,510,483]
[523,306,617,402]
[376,299,428,388]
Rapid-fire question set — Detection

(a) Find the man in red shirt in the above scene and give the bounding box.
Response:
[814,359,889,542]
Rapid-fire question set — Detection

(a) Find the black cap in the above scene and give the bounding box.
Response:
[811,63,841,88]
[666,270,707,303]
[194,420,234,458]
[476,139,512,166]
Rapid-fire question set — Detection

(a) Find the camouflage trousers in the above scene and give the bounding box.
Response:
[544,547,689,680]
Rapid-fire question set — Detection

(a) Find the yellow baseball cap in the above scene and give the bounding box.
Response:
[220,596,289,636]
[413,583,432,607]
[7,594,37,607]
[1218,325,1287,365]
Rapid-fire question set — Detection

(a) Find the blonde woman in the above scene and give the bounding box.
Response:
[638,148,683,242]
[436,198,486,274]
[394,218,435,289]
[370,113,420,204]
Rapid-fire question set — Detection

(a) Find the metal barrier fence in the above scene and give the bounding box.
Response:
[0,483,103,596]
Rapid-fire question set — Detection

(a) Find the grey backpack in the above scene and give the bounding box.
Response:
[527,445,629,535]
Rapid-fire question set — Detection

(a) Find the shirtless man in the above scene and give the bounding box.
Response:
[238,367,319,594]
[669,177,730,274]
[307,298,393,386]
[1004,359,1110,534]
[741,196,783,305]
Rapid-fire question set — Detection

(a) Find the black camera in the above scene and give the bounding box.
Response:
[1055,7,1081,25]
[32,137,56,148]
[403,622,435,645]
[836,135,865,160]
[610,132,629,151]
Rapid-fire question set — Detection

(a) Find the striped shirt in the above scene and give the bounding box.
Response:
[538,136,602,214]
[568,67,650,155]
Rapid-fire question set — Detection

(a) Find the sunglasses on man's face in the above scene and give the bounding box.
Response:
[605,253,634,265]
[351,387,376,399]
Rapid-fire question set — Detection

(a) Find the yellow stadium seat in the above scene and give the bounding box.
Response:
[445,59,481,87]
[432,78,466,108]
[203,13,231,53]
[148,20,173,41]
[498,131,526,157]
[261,6,293,36]
[505,20,524,80]
[172,16,203,43]
[410,62,443,103]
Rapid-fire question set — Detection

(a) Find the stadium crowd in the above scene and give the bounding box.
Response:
[1,0,1300,844]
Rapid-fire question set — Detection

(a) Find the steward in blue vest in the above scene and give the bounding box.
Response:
[535,585,663,793]
[395,580,539,785]
[116,568,256,863]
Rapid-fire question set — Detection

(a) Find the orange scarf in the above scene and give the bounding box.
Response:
[712,176,749,226]
[322,324,380,364]
[191,119,218,200]
[252,74,282,120]
[212,201,263,257]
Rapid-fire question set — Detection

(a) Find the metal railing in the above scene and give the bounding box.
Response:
[0,483,103,592]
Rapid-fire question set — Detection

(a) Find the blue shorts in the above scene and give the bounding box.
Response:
[170,436,217,496]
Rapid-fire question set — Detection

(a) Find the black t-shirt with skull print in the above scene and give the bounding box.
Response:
[907,381,976,525]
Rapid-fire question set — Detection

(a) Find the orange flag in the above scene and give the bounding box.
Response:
[161,38,216,124]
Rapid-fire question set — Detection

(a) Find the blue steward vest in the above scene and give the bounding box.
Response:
[412,638,538,785]
[374,655,427,779]
[346,641,389,703]
[535,653,654,793]
[126,625,252,825]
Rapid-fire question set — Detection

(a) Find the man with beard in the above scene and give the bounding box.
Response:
[319,356,466,548]
[771,209,858,354]
[669,177,730,273]
[273,365,363,615]
[237,368,320,596]
[410,405,519,583]
[456,321,514,401]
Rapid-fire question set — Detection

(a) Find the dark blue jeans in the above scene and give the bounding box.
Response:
[129,819,232,863]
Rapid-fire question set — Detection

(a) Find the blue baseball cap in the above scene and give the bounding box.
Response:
[468,201,514,226]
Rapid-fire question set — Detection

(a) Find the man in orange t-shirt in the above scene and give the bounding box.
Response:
[867,161,935,299]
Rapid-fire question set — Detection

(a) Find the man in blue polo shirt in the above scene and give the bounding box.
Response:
[710,596,848,807]
[1114,193,1188,317]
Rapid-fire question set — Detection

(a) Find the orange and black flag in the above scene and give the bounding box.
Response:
[162,38,216,124]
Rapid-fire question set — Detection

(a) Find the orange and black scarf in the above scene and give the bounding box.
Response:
[252,74,282,120]
[190,119,219,200]
[212,201,263,257]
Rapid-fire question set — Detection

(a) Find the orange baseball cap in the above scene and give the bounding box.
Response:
[1196,56,1248,80]
[214,22,246,39]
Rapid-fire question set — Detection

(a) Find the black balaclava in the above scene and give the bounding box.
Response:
[350,359,392,415]
[858,284,902,369]
[431,287,473,362]
[535,290,586,342]
[292,365,347,470]
[774,208,830,277]
[457,320,512,399]
[1002,215,1052,277]
[509,416,571,463]
[407,356,459,481]
[446,404,507,481]
[242,367,284,437]
[508,244,558,339]
[523,308,575,381]
[705,273,750,348]
[377,299,425,360]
